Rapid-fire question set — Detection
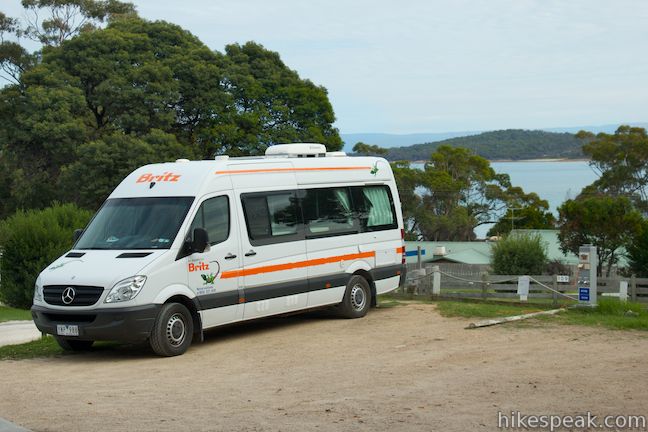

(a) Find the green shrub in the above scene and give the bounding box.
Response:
[627,220,648,277]
[0,204,92,309]
[490,233,548,275]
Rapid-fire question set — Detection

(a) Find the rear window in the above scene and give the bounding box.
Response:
[351,185,397,231]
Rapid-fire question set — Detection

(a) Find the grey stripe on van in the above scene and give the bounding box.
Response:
[195,264,403,311]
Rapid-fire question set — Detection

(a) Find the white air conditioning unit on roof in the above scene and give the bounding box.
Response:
[265,143,327,157]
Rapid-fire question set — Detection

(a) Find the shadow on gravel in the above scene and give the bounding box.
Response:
[56,307,352,362]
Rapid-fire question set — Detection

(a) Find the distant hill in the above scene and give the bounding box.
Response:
[340,122,648,153]
[340,131,479,151]
[385,129,584,161]
[542,122,648,134]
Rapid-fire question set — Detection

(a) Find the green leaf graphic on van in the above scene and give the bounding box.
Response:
[201,273,216,285]
[370,162,379,175]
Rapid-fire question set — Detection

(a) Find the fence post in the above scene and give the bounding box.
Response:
[619,280,628,302]
[631,274,637,302]
[421,267,429,296]
[552,274,558,307]
[432,265,441,297]
[517,276,529,302]
[417,246,422,270]
[481,272,488,300]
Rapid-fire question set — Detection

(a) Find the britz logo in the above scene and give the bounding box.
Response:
[188,262,209,272]
[136,172,181,183]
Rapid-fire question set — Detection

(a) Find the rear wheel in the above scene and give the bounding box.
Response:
[149,303,194,357]
[54,337,94,351]
[338,275,372,319]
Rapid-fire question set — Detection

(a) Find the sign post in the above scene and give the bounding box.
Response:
[577,244,597,307]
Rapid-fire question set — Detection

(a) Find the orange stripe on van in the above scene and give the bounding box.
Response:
[215,166,371,175]
[221,251,376,279]
[396,246,405,254]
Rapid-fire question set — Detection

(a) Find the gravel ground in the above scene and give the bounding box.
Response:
[1,303,647,432]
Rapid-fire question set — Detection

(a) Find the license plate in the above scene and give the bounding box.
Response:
[56,324,79,336]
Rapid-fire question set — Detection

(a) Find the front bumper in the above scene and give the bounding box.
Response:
[31,304,161,342]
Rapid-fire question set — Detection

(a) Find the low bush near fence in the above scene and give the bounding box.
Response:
[491,233,547,275]
[0,204,92,309]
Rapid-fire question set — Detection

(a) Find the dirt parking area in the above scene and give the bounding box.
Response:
[1,303,647,431]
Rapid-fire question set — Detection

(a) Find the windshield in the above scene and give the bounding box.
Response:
[76,197,194,250]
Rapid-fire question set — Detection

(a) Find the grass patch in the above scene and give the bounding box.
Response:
[0,337,126,361]
[0,336,65,360]
[435,300,547,318]
[376,296,405,308]
[555,298,648,331]
[0,305,32,323]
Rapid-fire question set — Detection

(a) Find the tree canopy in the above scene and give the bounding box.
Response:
[20,0,137,46]
[392,146,554,241]
[578,126,648,209]
[486,195,556,237]
[557,195,643,276]
[352,142,388,156]
[0,7,342,217]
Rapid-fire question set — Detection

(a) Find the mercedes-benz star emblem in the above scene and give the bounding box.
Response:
[62,287,76,305]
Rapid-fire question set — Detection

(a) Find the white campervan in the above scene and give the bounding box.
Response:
[32,144,406,356]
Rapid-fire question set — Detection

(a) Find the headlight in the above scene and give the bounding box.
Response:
[105,276,147,303]
[33,278,43,302]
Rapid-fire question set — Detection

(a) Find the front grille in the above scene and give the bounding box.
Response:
[43,285,104,306]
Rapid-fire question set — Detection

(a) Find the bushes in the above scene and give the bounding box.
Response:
[0,204,92,309]
[627,220,648,277]
[490,233,548,275]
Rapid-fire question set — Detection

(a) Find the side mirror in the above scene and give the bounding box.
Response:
[73,229,84,243]
[192,228,209,253]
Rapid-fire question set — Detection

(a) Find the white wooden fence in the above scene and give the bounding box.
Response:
[403,263,648,304]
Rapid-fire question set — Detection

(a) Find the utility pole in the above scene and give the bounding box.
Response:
[509,207,522,232]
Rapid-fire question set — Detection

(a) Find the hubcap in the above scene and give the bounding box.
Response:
[350,284,366,311]
[166,313,186,346]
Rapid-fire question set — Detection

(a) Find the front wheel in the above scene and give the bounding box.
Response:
[338,275,372,319]
[149,303,194,357]
[54,337,94,351]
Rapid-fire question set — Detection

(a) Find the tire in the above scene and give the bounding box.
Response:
[149,303,194,357]
[54,337,94,351]
[338,275,372,319]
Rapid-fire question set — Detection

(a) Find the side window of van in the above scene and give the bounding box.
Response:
[189,196,230,245]
[351,185,397,232]
[241,191,302,245]
[302,187,355,237]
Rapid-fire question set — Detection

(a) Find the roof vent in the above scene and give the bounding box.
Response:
[265,143,327,158]
[214,155,229,161]
[175,158,190,163]
[433,246,447,256]
[326,151,347,157]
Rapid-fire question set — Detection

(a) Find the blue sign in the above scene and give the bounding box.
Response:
[579,287,590,302]
[405,249,426,257]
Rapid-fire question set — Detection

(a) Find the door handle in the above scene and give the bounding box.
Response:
[244,250,257,257]
[224,253,237,260]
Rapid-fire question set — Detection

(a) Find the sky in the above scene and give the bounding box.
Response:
[2,0,648,134]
